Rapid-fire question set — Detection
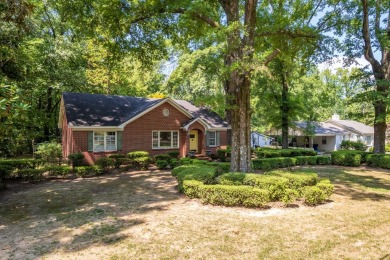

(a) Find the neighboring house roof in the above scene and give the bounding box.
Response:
[251,131,272,138]
[326,120,374,135]
[295,122,348,135]
[61,92,229,129]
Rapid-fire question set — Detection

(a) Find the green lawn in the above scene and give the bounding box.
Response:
[0,166,389,259]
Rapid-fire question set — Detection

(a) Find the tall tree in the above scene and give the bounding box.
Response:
[334,0,390,153]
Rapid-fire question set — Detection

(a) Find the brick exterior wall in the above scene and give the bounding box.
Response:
[62,101,228,165]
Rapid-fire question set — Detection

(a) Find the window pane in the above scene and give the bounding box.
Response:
[209,131,216,146]
[106,132,116,150]
[172,132,178,147]
[94,132,105,151]
[160,132,171,147]
[152,132,159,148]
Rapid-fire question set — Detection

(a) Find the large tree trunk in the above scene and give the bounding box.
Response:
[281,70,289,149]
[361,0,389,153]
[220,0,257,172]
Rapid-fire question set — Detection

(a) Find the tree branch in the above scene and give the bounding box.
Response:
[361,0,382,70]
[264,49,281,66]
[256,30,317,39]
[131,8,220,28]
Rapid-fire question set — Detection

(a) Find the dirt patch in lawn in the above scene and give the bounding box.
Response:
[1,166,390,259]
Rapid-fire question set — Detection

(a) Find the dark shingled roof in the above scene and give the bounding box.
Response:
[62,92,229,128]
[295,122,347,135]
[326,120,374,134]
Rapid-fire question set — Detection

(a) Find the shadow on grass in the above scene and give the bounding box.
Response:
[0,169,180,257]
[308,166,390,201]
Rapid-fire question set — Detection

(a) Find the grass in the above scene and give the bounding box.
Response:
[0,166,390,259]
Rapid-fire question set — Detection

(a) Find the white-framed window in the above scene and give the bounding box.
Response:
[94,131,117,152]
[365,135,372,144]
[208,131,216,146]
[322,136,327,145]
[152,131,179,149]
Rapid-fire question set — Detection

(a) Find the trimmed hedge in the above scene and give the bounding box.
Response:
[217,149,231,162]
[171,165,218,190]
[207,162,231,175]
[154,154,172,163]
[331,150,363,166]
[109,154,126,168]
[167,151,180,159]
[255,148,316,158]
[156,160,169,170]
[183,180,270,207]
[175,164,333,208]
[366,154,390,169]
[128,151,149,158]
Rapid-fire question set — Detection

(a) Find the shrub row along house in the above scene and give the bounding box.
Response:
[59,92,230,164]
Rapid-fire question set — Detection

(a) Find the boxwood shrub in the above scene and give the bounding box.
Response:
[154,154,172,163]
[207,162,231,175]
[252,157,296,171]
[156,159,169,170]
[46,166,72,177]
[171,165,218,190]
[243,174,289,201]
[366,154,390,169]
[217,149,231,162]
[331,150,362,166]
[317,156,331,165]
[303,186,326,205]
[128,151,149,159]
[109,154,127,168]
[217,172,246,185]
[167,151,180,159]
[255,149,316,158]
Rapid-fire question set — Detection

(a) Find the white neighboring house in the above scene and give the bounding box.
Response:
[251,131,273,148]
[290,114,374,152]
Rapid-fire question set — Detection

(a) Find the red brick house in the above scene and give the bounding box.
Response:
[59,92,230,164]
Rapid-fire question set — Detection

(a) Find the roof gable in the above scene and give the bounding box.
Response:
[326,120,374,135]
[61,92,229,129]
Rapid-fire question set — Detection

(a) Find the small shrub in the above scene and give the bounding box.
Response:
[316,179,334,199]
[331,150,362,166]
[295,156,307,165]
[96,158,114,172]
[46,166,72,177]
[281,188,299,205]
[192,159,208,164]
[317,156,331,165]
[217,172,246,185]
[340,140,368,151]
[207,162,231,176]
[109,154,127,168]
[170,158,180,169]
[171,165,218,190]
[91,165,103,175]
[182,180,202,198]
[128,151,149,159]
[217,149,231,162]
[198,184,270,207]
[167,151,180,159]
[133,156,150,170]
[303,186,326,206]
[179,157,192,165]
[156,159,169,170]
[18,169,46,182]
[74,166,90,177]
[243,174,289,201]
[68,153,85,168]
[307,156,318,165]
[35,141,62,165]
[154,154,172,163]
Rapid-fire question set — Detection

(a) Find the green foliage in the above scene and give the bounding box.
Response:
[331,151,362,166]
[179,157,192,165]
[303,186,326,206]
[281,189,299,205]
[154,154,172,163]
[171,165,218,191]
[267,170,318,191]
[217,173,246,185]
[156,160,169,170]
[95,158,114,172]
[316,179,334,199]
[192,159,208,165]
[35,141,62,165]
[109,154,127,168]
[217,149,231,162]
[17,169,46,182]
[252,157,297,171]
[207,162,231,175]
[295,156,307,165]
[255,148,316,159]
[340,140,368,151]
[317,156,331,165]
[46,166,72,177]
[170,158,180,169]
[307,156,318,165]
[128,151,149,159]
[133,156,150,170]
[366,154,390,169]
[167,151,180,159]
[68,153,85,168]
[243,174,289,201]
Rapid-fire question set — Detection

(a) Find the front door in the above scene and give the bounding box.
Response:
[189,130,198,152]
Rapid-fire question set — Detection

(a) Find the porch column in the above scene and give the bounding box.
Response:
[309,137,313,149]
